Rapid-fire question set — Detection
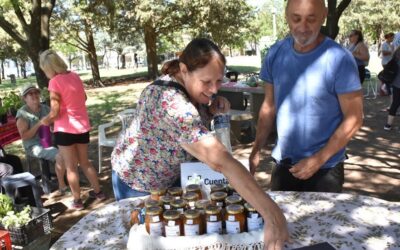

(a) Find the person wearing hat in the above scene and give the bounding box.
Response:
[15,84,68,196]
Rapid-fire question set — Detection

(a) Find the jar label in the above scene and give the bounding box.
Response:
[152,216,160,222]
[177,208,184,214]
[206,221,222,234]
[168,220,175,226]
[189,201,195,208]
[165,225,181,237]
[186,219,193,225]
[216,202,223,207]
[247,217,263,231]
[228,215,235,221]
[209,215,217,222]
[184,224,199,236]
[226,221,240,234]
[149,222,163,236]
[164,204,171,209]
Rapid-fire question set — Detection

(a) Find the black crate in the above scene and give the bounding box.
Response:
[1,206,52,246]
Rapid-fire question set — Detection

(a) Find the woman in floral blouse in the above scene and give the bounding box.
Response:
[111,38,289,248]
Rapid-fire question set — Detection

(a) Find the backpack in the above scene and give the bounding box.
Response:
[378,57,398,84]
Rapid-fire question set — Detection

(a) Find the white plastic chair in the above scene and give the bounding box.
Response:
[98,108,136,173]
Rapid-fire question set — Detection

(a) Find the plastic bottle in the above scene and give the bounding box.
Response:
[213,113,232,153]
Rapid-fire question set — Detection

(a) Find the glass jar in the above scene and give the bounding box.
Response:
[145,199,162,209]
[185,184,203,199]
[163,210,183,237]
[225,194,243,206]
[183,209,203,236]
[210,191,228,208]
[244,203,264,232]
[145,206,164,236]
[225,204,245,234]
[170,198,187,213]
[205,205,223,234]
[168,187,183,199]
[210,183,226,194]
[195,199,211,213]
[182,191,200,209]
[150,187,167,201]
[226,184,238,196]
[160,195,174,210]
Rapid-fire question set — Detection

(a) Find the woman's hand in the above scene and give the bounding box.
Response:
[263,206,290,250]
[209,96,230,115]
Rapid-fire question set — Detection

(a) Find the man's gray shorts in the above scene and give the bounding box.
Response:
[28,145,58,162]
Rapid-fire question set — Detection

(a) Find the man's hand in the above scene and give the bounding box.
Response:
[249,149,261,175]
[263,204,290,250]
[209,96,230,115]
[289,156,322,180]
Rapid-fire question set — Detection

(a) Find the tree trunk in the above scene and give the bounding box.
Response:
[121,54,126,69]
[1,61,5,80]
[322,0,352,39]
[14,60,20,78]
[84,20,104,87]
[21,62,27,78]
[144,22,158,80]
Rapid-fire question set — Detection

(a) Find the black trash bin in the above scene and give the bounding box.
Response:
[8,74,16,85]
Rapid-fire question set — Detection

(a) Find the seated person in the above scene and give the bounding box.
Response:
[15,84,68,195]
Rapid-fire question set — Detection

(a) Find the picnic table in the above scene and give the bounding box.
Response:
[0,116,21,147]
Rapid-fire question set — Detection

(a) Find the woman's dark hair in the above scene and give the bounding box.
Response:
[161,38,226,76]
[351,29,364,44]
[384,32,395,39]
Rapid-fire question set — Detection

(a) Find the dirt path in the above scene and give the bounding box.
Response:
[46,85,400,246]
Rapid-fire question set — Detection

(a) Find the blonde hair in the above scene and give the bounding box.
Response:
[39,50,68,74]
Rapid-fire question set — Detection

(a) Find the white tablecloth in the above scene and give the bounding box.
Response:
[50,192,400,250]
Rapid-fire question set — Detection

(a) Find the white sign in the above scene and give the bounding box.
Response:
[180,160,249,198]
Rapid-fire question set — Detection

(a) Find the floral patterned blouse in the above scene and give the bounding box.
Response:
[111,76,213,192]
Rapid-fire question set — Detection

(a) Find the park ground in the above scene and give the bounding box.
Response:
[1,54,399,246]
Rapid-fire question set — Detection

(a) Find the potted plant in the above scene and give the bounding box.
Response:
[1,91,23,117]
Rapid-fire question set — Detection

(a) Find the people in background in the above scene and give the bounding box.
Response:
[39,50,106,210]
[347,29,370,84]
[250,0,363,193]
[111,38,289,248]
[380,32,395,96]
[16,84,68,196]
[384,47,400,131]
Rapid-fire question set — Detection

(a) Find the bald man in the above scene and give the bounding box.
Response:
[250,0,363,192]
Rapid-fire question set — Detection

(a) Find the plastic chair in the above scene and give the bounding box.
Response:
[25,153,54,194]
[98,108,136,173]
[0,172,43,207]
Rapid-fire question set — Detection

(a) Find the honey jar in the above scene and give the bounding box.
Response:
[225,204,245,234]
[150,187,167,201]
[185,184,203,199]
[226,184,238,196]
[183,209,203,236]
[244,203,264,232]
[145,206,164,236]
[163,210,183,237]
[170,198,187,213]
[160,195,174,210]
[145,199,162,209]
[205,205,222,234]
[195,199,211,213]
[210,191,228,208]
[168,187,183,199]
[182,192,200,209]
[225,194,243,205]
[210,183,226,194]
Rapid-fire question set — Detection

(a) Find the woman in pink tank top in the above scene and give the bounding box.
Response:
[39,50,105,210]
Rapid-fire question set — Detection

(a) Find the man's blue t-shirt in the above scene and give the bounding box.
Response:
[260,36,361,168]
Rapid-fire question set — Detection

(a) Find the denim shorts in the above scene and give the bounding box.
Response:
[112,170,150,201]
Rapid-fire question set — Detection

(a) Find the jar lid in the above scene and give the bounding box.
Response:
[195,199,211,209]
[225,194,243,205]
[186,184,201,192]
[210,191,228,201]
[182,191,199,201]
[184,209,200,219]
[163,209,180,220]
[226,204,244,214]
[244,203,256,212]
[168,187,183,195]
[205,204,221,215]
[146,206,162,215]
[145,199,162,208]
[171,199,187,208]
[160,195,174,204]
[210,183,226,192]
[150,188,166,195]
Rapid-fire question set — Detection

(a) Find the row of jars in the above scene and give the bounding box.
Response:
[145,202,264,237]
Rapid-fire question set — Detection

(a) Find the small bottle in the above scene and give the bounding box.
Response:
[145,199,162,209]
[182,192,200,209]
[210,191,228,208]
[213,113,232,153]
[160,195,175,210]
[170,199,187,214]
[183,209,203,236]
[163,210,183,237]
[150,188,167,201]
[168,187,183,199]
[210,183,226,194]
[244,203,264,232]
[145,206,164,236]
[225,194,243,206]
[185,184,203,199]
[205,205,223,234]
[225,204,245,234]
